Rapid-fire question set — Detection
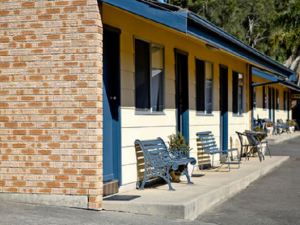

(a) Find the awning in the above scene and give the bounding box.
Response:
[252,68,280,82]
[252,68,300,92]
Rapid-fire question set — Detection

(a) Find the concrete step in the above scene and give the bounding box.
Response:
[103,156,289,220]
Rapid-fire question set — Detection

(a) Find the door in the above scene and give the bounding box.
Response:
[175,50,189,142]
[219,65,228,152]
[103,26,121,185]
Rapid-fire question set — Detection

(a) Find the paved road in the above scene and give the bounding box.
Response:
[0,138,299,225]
[199,137,300,225]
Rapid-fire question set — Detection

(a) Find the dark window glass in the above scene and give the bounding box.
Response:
[135,39,150,110]
[135,39,164,111]
[196,60,213,113]
[196,60,205,112]
[232,72,238,114]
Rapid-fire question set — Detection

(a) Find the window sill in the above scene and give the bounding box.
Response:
[232,114,244,117]
[135,110,166,116]
[196,112,214,117]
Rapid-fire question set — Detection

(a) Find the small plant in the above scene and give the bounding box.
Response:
[168,133,192,183]
[265,121,273,128]
[287,119,297,127]
[254,126,264,132]
[168,133,192,155]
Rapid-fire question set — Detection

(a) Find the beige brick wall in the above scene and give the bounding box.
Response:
[0,0,103,209]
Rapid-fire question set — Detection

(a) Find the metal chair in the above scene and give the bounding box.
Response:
[244,131,268,162]
[197,131,240,171]
[236,131,254,160]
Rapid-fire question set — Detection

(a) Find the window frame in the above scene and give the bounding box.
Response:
[134,38,165,113]
[232,71,245,116]
[195,58,214,115]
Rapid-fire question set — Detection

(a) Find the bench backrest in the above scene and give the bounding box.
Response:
[196,131,218,153]
[135,138,170,169]
[244,131,259,146]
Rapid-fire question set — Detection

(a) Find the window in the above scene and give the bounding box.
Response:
[196,59,213,114]
[276,89,280,110]
[135,39,164,112]
[263,86,268,109]
[284,91,289,111]
[232,71,244,115]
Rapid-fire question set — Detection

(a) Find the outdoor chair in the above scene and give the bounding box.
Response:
[236,131,254,160]
[196,131,240,171]
[135,138,196,191]
[244,131,271,161]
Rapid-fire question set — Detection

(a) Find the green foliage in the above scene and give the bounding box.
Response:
[168,133,191,154]
[170,0,300,65]
[287,119,298,127]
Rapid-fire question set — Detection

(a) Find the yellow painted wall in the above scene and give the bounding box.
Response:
[252,76,291,123]
[102,4,287,189]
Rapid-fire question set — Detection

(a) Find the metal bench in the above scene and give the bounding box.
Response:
[196,131,240,170]
[135,138,196,191]
[276,119,290,134]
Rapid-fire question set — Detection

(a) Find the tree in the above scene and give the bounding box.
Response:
[170,0,300,84]
[270,0,300,84]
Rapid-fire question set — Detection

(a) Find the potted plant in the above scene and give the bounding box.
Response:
[287,120,297,133]
[265,121,274,135]
[168,133,192,182]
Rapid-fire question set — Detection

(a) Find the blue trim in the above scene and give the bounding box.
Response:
[182,110,189,144]
[101,0,294,78]
[252,68,279,82]
[252,68,300,92]
[221,112,229,153]
[101,0,187,33]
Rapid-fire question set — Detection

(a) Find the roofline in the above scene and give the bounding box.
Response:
[101,0,294,78]
[187,13,295,77]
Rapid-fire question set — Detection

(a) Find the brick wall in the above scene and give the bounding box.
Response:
[0,0,103,209]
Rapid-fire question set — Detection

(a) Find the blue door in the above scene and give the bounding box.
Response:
[175,50,189,142]
[103,26,121,184]
[219,65,228,152]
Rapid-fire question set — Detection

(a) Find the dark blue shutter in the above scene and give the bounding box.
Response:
[135,39,150,110]
[196,59,205,112]
[262,86,266,109]
[232,71,238,114]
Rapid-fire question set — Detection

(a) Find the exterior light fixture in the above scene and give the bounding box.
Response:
[205,43,219,51]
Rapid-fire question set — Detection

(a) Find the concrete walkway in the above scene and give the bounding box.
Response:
[266,131,300,144]
[103,156,289,220]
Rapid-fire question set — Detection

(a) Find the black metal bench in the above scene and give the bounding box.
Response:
[196,131,240,170]
[135,138,196,191]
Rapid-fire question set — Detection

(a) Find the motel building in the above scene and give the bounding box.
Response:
[0,0,300,210]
